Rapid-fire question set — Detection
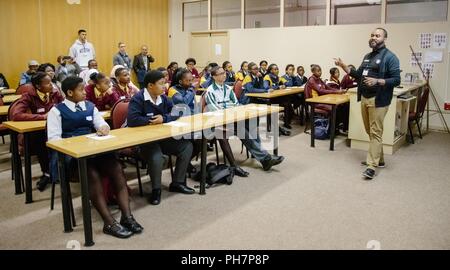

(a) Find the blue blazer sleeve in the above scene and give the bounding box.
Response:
[127,95,152,127]
[244,82,267,94]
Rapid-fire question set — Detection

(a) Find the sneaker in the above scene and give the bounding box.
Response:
[362,168,376,180]
[361,161,385,168]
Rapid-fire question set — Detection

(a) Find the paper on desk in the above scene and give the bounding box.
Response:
[248,106,268,111]
[204,111,224,116]
[86,134,115,141]
[164,121,189,127]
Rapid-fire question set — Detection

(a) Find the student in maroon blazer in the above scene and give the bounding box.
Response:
[340,64,358,89]
[112,67,139,99]
[85,72,120,111]
[13,72,64,191]
[326,67,342,90]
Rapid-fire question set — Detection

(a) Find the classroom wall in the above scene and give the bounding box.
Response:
[0,0,169,88]
[169,0,450,131]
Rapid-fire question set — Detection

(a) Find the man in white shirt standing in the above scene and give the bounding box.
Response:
[69,29,96,71]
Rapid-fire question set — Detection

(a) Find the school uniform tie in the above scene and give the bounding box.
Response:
[75,104,83,112]
[43,94,49,104]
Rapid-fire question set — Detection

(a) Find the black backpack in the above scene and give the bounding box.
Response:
[193,163,234,188]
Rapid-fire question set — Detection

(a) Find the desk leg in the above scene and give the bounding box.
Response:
[310,104,315,148]
[273,112,279,156]
[23,133,32,204]
[11,132,23,194]
[330,105,337,151]
[58,153,73,233]
[78,158,94,247]
[200,135,207,195]
[266,99,272,133]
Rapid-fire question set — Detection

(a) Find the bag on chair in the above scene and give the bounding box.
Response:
[314,118,330,140]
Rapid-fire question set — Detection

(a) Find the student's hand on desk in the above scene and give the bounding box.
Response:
[97,125,110,136]
[149,115,163,125]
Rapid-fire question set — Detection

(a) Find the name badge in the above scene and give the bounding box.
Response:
[120,96,126,100]
[364,59,370,63]
[376,59,381,64]
[86,116,93,121]
[362,69,369,76]
[37,108,45,113]
[146,113,154,117]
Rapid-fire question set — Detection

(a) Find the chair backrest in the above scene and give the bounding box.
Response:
[16,83,34,95]
[0,96,4,106]
[233,80,244,100]
[8,98,28,121]
[111,98,130,129]
[416,85,430,118]
[200,93,207,113]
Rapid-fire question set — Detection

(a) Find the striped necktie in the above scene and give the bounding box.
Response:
[75,104,83,112]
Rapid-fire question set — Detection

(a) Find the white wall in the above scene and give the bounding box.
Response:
[169,0,450,131]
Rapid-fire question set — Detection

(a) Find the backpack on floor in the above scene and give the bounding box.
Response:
[314,118,330,140]
[193,162,234,187]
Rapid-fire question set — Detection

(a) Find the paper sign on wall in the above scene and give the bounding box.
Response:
[422,63,435,79]
[215,44,222,56]
[424,51,444,63]
[410,52,422,67]
[419,33,432,49]
[433,33,447,49]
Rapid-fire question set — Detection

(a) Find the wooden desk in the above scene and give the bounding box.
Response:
[1,89,16,95]
[306,94,350,151]
[3,95,21,104]
[0,105,9,116]
[246,87,306,128]
[46,104,282,247]
[347,83,423,154]
[246,87,304,99]
[4,111,111,202]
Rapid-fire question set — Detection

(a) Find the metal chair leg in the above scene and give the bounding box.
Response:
[408,122,415,144]
[416,119,423,139]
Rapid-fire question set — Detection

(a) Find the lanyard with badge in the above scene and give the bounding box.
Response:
[362,48,388,80]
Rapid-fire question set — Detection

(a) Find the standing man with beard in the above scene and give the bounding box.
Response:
[334,28,400,180]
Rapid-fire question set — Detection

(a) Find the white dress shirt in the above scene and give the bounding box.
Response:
[47,99,109,142]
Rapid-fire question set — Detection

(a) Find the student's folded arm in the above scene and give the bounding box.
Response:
[127,98,152,127]
[245,83,267,93]
[93,107,109,131]
[13,99,46,121]
[47,108,62,141]
[383,55,401,88]
[263,80,271,90]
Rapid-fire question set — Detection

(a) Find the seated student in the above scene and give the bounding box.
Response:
[263,64,293,132]
[259,60,268,77]
[340,64,358,89]
[47,76,143,239]
[294,66,308,87]
[0,72,10,89]
[14,72,64,191]
[326,67,341,90]
[79,59,99,84]
[235,61,249,82]
[19,60,40,86]
[85,72,120,111]
[156,67,171,90]
[38,63,64,97]
[170,68,249,177]
[185,58,200,79]
[281,64,296,87]
[110,65,140,92]
[112,67,139,99]
[167,62,178,84]
[240,62,267,105]
[127,70,195,206]
[307,64,349,132]
[200,63,219,89]
[222,61,236,86]
[205,66,285,172]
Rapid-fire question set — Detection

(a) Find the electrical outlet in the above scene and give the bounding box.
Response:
[445,103,450,111]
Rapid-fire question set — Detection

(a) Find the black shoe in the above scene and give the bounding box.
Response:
[120,215,144,234]
[283,124,292,130]
[169,183,196,194]
[233,166,249,177]
[36,175,51,192]
[279,127,291,136]
[361,161,385,168]
[362,168,376,180]
[148,189,161,205]
[261,156,285,171]
[103,221,133,239]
